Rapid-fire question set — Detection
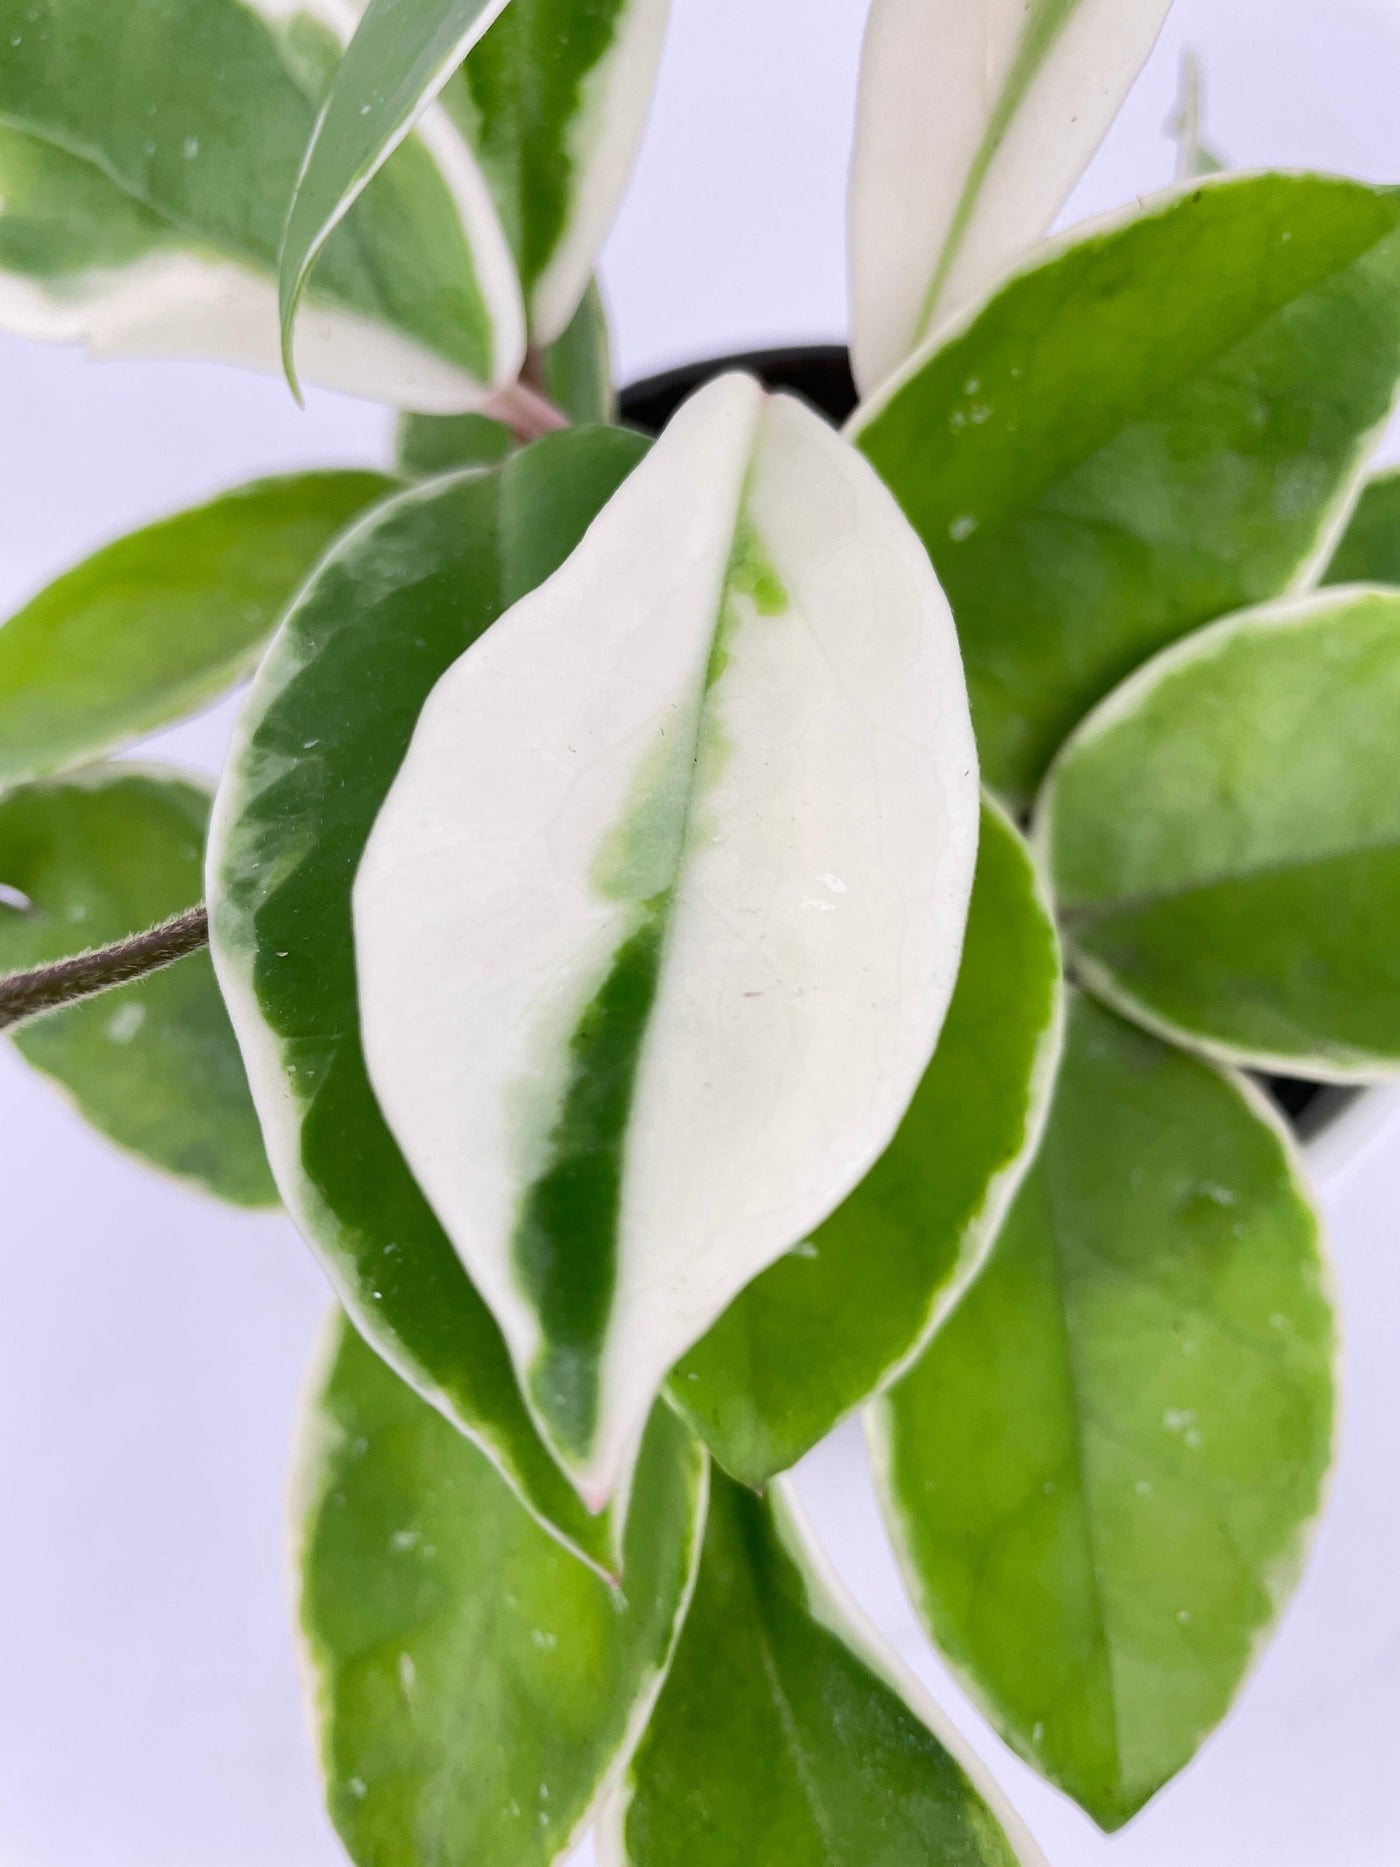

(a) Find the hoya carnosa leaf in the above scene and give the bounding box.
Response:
[354,372,980,1508]
[598,1469,1045,1867]
[0,0,523,411]
[208,429,652,1572]
[848,0,1174,395]
[446,0,670,344]
[277,0,518,393]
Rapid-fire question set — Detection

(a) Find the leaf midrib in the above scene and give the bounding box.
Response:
[1061,822,1400,927]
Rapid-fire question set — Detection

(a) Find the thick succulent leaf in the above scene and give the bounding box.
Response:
[0,0,522,409]
[396,278,613,476]
[445,0,669,342]
[598,1467,1044,1867]
[853,173,1400,807]
[354,373,980,1508]
[848,0,1174,395]
[0,768,274,1205]
[673,798,1062,1488]
[0,472,391,789]
[872,993,1335,1831]
[1041,586,1400,1080]
[278,0,514,385]
[1322,467,1400,587]
[297,1310,707,1867]
[209,428,649,1569]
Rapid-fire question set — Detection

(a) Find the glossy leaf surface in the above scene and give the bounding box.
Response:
[854,174,1400,806]
[298,1311,707,1867]
[0,0,521,408]
[445,0,669,341]
[209,429,649,1567]
[674,799,1062,1487]
[0,768,274,1205]
[874,994,1335,1830]
[1043,586,1400,1079]
[600,1468,1043,1867]
[354,373,979,1508]
[0,472,391,788]
[848,0,1173,393]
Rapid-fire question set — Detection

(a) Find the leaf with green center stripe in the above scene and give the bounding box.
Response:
[354,372,980,1510]
[396,279,614,477]
[848,0,1174,395]
[672,798,1062,1489]
[1322,466,1400,587]
[443,0,669,343]
[597,1467,1044,1867]
[0,0,522,409]
[296,1309,707,1867]
[209,427,650,1570]
[871,993,1335,1831]
[853,173,1400,808]
[0,768,274,1206]
[0,472,392,789]
[1040,585,1400,1079]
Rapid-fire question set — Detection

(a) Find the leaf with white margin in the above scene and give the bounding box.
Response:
[672,797,1063,1488]
[597,1467,1045,1867]
[208,428,653,1572]
[0,0,522,411]
[854,173,1400,807]
[297,1309,707,1867]
[0,471,391,789]
[354,372,980,1509]
[442,0,670,344]
[848,0,1174,395]
[0,767,275,1207]
[872,992,1335,1830]
[278,0,514,386]
[1041,585,1400,1080]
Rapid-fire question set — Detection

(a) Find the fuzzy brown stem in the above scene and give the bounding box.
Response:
[0,906,210,1033]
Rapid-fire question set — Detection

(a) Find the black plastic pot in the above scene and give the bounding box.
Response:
[620,345,1333,1132]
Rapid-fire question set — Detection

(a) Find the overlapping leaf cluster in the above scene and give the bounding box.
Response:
[1,1,1399,1863]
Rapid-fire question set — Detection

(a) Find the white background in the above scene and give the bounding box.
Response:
[1,2,1399,1862]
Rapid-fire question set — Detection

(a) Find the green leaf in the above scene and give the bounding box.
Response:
[1322,465,1400,586]
[673,798,1063,1488]
[536,276,615,423]
[278,0,515,390]
[395,279,613,477]
[0,0,522,408]
[0,767,275,1206]
[0,472,392,789]
[444,0,669,342]
[297,1310,707,1867]
[395,410,515,478]
[352,374,979,1508]
[1168,52,1227,183]
[873,993,1335,1831]
[1041,585,1400,1079]
[853,173,1400,807]
[600,1467,1043,1867]
[209,427,650,1569]
[848,0,1173,393]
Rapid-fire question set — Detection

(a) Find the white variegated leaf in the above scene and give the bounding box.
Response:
[848,0,1174,395]
[445,0,672,345]
[353,372,980,1507]
[0,0,523,410]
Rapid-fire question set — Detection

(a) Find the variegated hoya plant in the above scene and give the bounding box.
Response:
[1,0,1397,1858]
